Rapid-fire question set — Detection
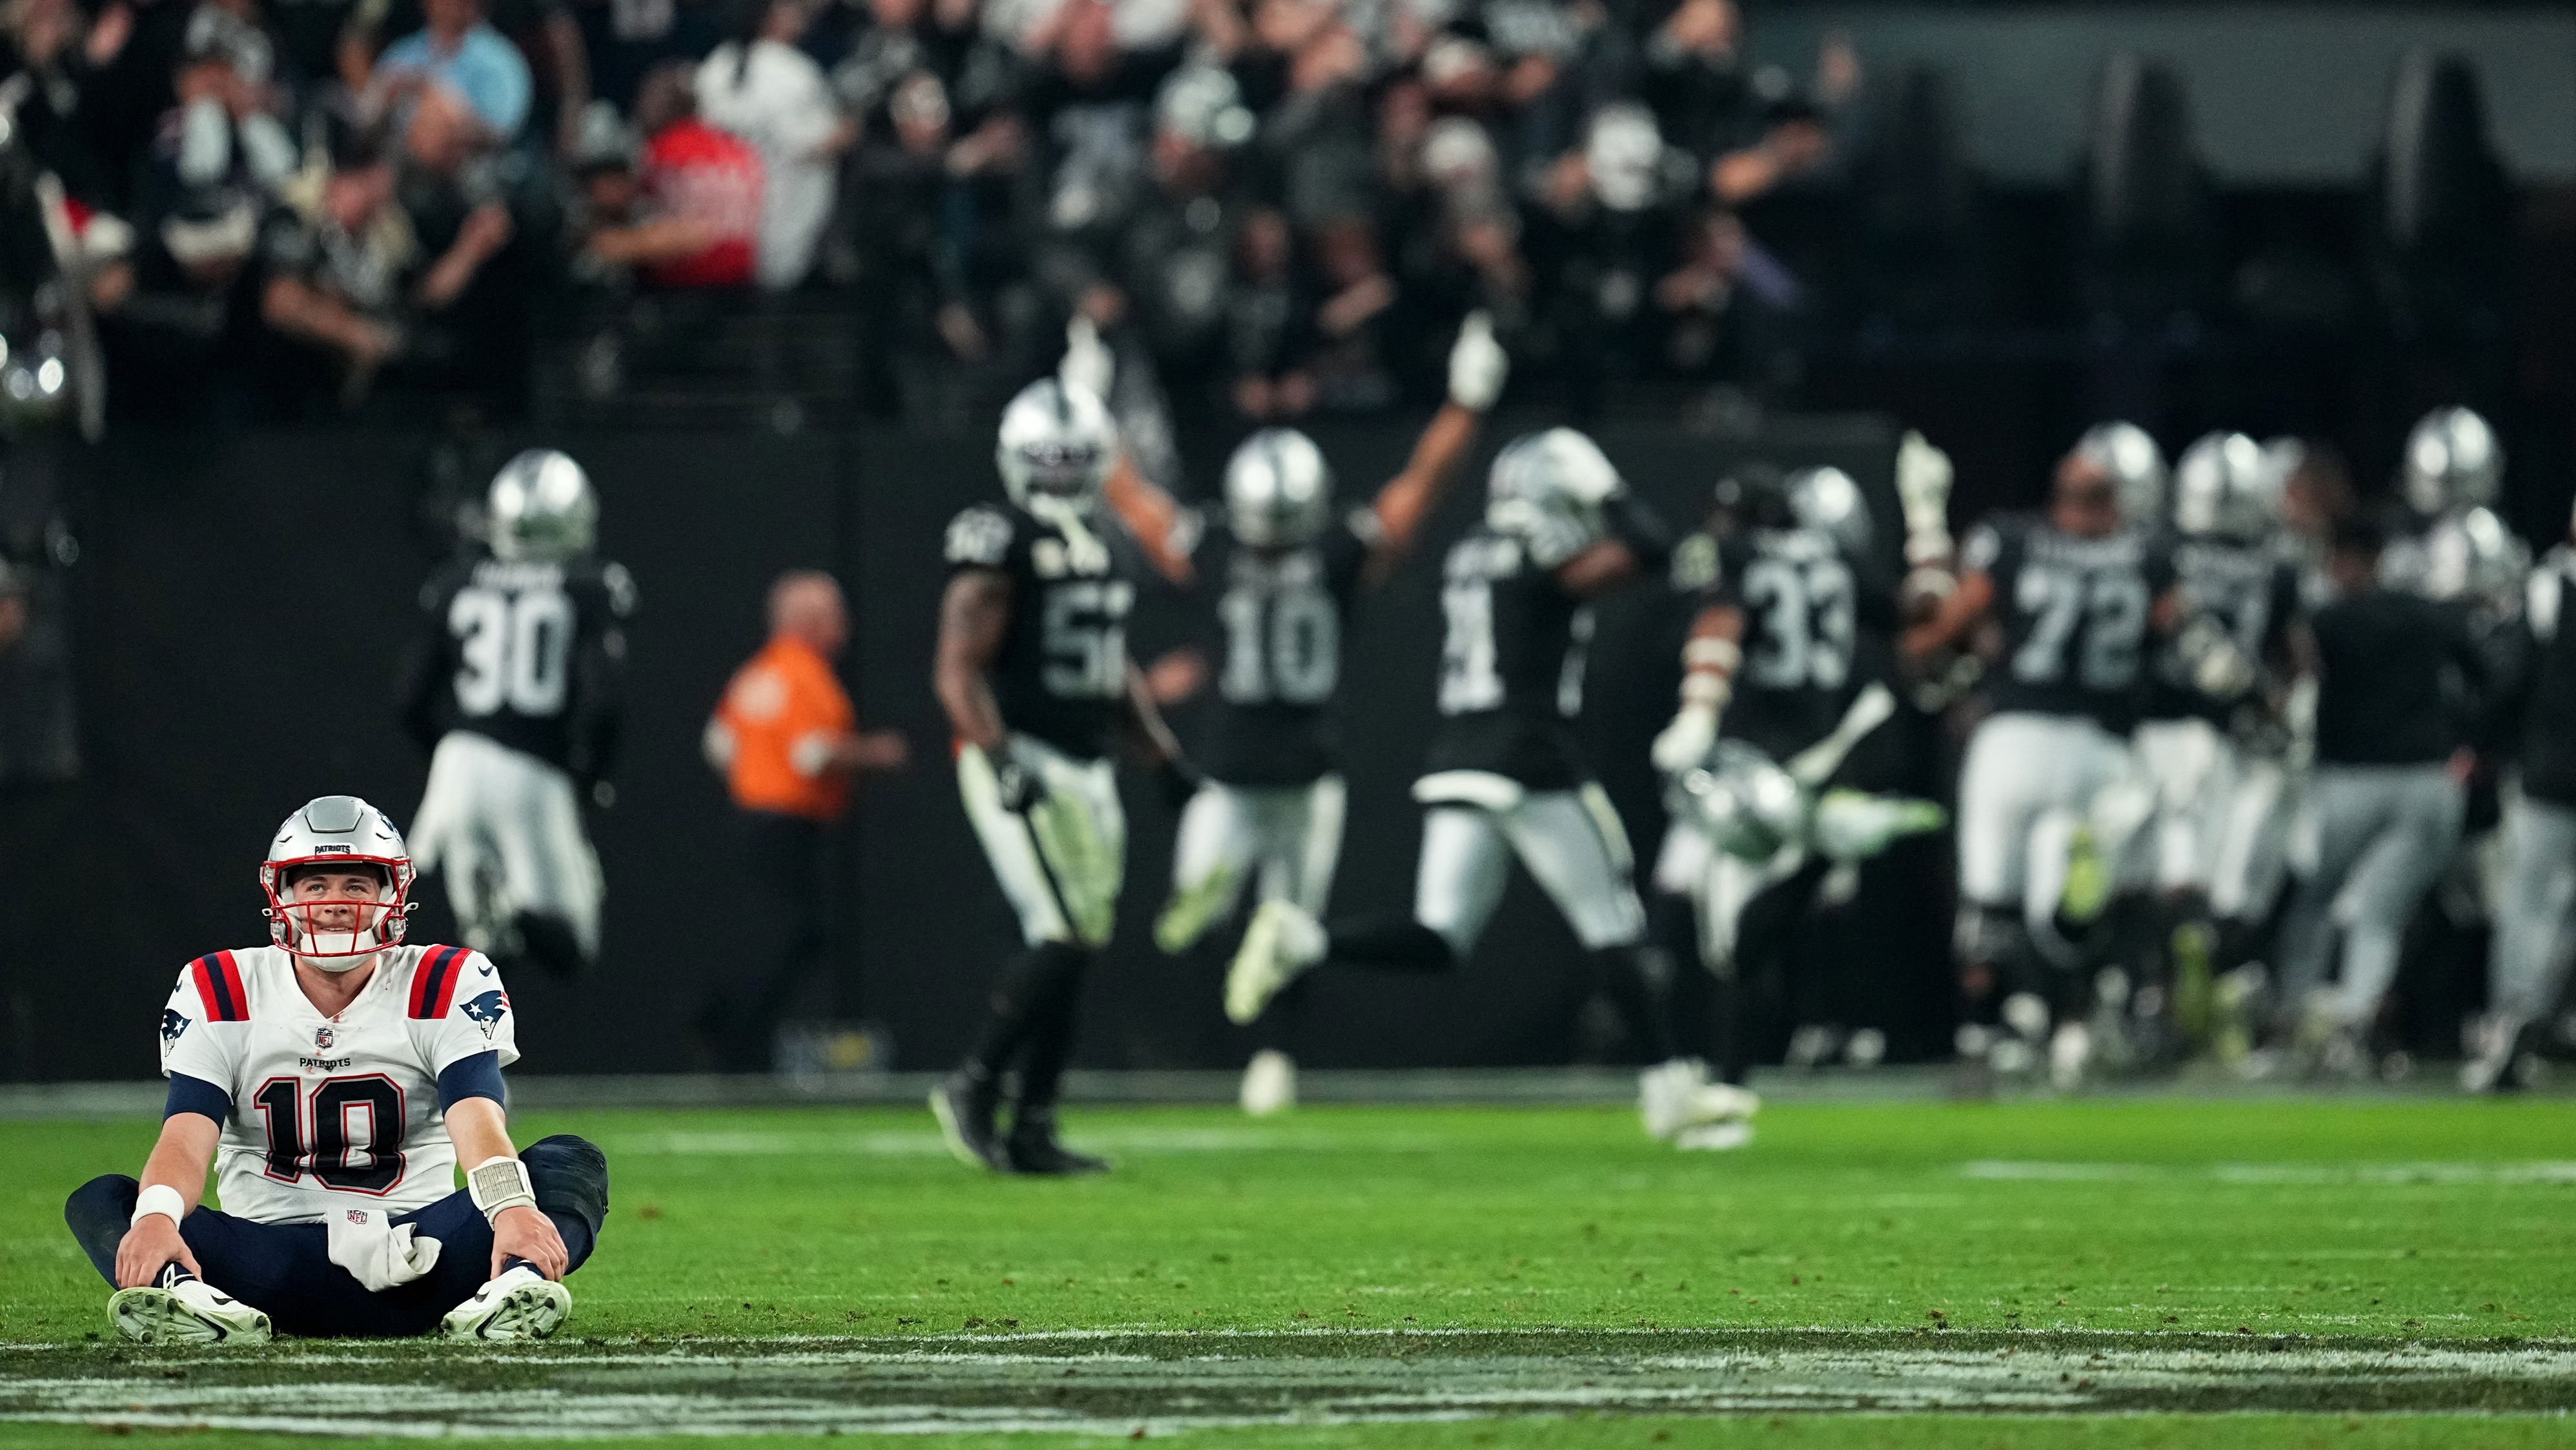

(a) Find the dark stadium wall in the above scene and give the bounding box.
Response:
[0,418,1952,1081]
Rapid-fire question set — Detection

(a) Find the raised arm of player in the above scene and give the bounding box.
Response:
[445,1096,569,1281]
[1101,454,1197,587]
[1361,312,1508,587]
[1901,566,1993,663]
[1651,602,1748,773]
[934,568,1013,753]
[112,1112,219,1288]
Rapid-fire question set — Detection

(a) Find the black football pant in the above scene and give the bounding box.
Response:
[65,1135,607,1338]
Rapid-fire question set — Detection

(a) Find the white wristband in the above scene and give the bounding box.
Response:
[132,1183,187,1229]
[465,1156,536,1223]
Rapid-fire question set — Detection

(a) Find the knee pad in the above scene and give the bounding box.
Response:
[512,912,594,980]
[1954,904,2025,967]
[523,1135,611,1231]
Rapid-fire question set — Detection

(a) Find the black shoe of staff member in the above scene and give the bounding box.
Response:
[1004,1108,1108,1176]
[930,1070,1009,1172]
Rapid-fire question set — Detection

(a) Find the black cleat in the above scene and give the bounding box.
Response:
[929,1070,1009,1171]
[1005,1109,1110,1176]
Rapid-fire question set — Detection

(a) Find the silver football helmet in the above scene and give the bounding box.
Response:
[1490,427,1620,510]
[1677,739,1807,864]
[1788,465,1871,556]
[2071,422,2168,526]
[258,795,416,968]
[2401,406,2501,516]
[996,377,1118,512]
[489,449,597,562]
[2171,431,2275,541]
[1224,429,1333,549]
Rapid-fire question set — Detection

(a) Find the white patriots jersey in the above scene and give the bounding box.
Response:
[157,945,520,1225]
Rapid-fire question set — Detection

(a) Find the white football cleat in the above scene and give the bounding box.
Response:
[1239,1048,1297,1117]
[1225,901,1324,1025]
[1674,1119,1756,1151]
[109,1276,271,1345]
[438,1264,571,1342]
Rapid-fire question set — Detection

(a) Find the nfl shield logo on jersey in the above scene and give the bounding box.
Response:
[315,1026,336,1052]
[461,991,510,1040]
[159,1009,190,1047]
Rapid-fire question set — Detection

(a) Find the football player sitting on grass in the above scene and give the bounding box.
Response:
[62,797,608,1343]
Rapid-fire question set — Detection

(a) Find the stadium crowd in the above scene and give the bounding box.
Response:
[0,0,1851,419]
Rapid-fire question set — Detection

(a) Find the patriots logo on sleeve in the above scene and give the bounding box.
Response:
[159,1008,191,1048]
[460,990,511,1040]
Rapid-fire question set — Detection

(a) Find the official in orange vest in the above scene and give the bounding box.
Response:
[700,571,908,1068]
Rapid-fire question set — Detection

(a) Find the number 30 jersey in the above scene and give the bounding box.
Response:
[1187,513,1374,787]
[1962,515,2173,732]
[413,555,637,777]
[946,502,1137,761]
[156,945,520,1224]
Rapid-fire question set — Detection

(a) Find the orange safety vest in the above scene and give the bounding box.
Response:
[713,635,855,821]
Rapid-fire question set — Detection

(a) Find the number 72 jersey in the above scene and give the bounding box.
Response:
[157,945,520,1223]
[1962,515,2174,732]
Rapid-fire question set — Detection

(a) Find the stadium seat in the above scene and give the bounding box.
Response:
[2074,53,2218,326]
[2367,49,2512,340]
[1845,64,1983,330]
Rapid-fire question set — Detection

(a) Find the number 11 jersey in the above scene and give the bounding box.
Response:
[157,945,520,1223]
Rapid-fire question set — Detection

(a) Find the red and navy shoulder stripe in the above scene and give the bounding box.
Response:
[408,945,471,1019]
[188,952,250,1022]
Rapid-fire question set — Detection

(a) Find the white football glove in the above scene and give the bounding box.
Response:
[1059,315,1114,402]
[326,1208,442,1292]
[1650,703,1719,776]
[1894,429,1954,566]
[1446,309,1508,413]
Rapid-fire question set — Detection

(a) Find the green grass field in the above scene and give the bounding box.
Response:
[5,1096,2576,1445]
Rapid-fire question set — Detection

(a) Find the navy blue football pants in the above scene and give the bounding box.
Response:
[65,1134,607,1338]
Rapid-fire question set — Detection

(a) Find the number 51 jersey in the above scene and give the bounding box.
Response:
[157,945,520,1223]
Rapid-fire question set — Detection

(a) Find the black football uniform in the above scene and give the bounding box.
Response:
[2144,535,2303,726]
[1186,511,1375,787]
[944,502,1137,761]
[2516,548,2576,809]
[405,553,636,785]
[1674,523,1896,763]
[1423,516,1603,789]
[1960,515,2172,733]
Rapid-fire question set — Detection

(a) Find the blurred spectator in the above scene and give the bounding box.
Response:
[1225,205,1313,420]
[1639,0,1851,208]
[259,139,411,385]
[696,0,849,289]
[570,62,758,288]
[368,0,534,141]
[830,0,977,127]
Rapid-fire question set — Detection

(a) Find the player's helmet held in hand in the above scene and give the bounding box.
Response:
[2401,406,2502,516]
[1789,465,1872,555]
[259,795,416,968]
[2171,431,2275,542]
[1225,429,1333,548]
[1679,740,1806,863]
[488,449,598,562]
[997,378,1117,513]
[2071,421,2168,527]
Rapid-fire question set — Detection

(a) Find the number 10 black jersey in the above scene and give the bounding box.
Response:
[1190,515,1374,787]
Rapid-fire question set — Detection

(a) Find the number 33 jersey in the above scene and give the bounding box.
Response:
[946,502,1137,761]
[156,945,520,1224]
[1962,515,2175,733]
[1674,524,1896,762]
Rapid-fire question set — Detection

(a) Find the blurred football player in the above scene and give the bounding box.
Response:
[2380,407,2527,613]
[1222,427,1725,1144]
[404,450,636,979]
[1904,429,2193,1088]
[1647,462,1945,1138]
[1100,314,1510,1116]
[2466,497,2576,1092]
[62,797,607,1343]
[2128,433,2308,1034]
[930,378,1193,1176]
[2273,518,2491,1076]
